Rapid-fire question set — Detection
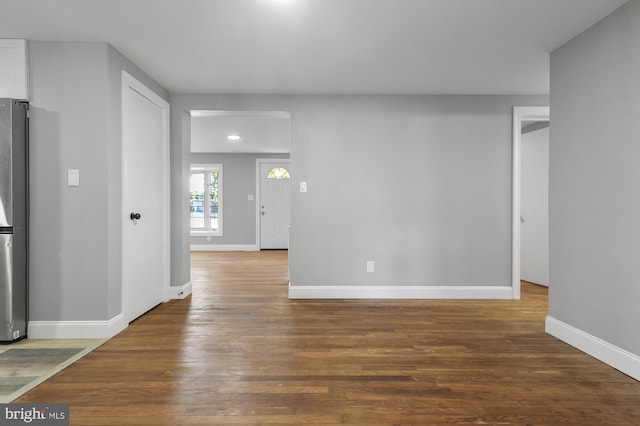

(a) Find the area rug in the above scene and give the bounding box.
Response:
[0,339,106,402]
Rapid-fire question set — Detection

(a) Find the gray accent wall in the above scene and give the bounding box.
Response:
[190,153,289,247]
[29,41,168,322]
[549,1,640,355]
[171,94,548,290]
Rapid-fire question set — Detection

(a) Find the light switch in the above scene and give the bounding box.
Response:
[300,182,307,192]
[248,194,254,201]
[367,261,375,273]
[68,169,80,187]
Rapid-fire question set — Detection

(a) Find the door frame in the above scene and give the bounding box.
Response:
[255,158,290,249]
[121,70,170,322]
[512,106,550,299]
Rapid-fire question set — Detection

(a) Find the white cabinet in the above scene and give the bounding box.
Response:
[0,40,28,99]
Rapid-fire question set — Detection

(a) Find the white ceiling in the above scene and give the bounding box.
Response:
[190,111,290,153]
[0,0,627,153]
[0,0,628,95]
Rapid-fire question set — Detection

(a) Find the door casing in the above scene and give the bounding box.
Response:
[512,106,550,299]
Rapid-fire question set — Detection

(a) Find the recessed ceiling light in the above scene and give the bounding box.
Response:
[227,134,241,141]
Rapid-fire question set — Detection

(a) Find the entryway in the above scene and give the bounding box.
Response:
[188,110,291,252]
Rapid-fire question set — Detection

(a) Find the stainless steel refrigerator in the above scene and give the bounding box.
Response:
[0,98,28,343]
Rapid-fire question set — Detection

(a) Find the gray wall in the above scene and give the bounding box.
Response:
[171,94,548,289]
[29,41,168,321]
[190,153,289,247]
[549,1,640,355]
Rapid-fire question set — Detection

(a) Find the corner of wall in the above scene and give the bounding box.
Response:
[546,316,640,381]
[167,281,192,300]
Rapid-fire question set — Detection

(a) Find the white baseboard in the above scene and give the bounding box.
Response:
[168,281,192,299]
[191,244,259,251]
[546,316,640,381]
[28,282,194,339]
[28,313,127,339]
[288,285,513,299]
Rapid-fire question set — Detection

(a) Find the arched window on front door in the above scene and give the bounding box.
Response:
[267,167,291,179]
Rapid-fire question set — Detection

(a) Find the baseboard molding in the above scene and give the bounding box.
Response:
[288,285,513,299]
[546,316,640,381]
[190,244,259,252]
[168,281,192,300]
[28,314,127,339]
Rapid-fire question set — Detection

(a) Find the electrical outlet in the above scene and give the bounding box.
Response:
[367,261,375,273]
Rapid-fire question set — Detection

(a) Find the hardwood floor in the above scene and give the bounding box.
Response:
[17,251,640,424]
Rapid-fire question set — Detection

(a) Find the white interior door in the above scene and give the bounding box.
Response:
[260,161,290,249]
[122,71,170,322]
[521,126,549,286]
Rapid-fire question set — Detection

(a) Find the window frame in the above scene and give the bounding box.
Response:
[190,164,223,236]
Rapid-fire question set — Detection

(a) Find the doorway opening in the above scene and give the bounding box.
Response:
[520,120,549,288]
[188,110,291,252]
[512,106,550,299]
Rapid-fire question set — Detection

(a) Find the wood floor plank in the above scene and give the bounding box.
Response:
[16,250,640,425]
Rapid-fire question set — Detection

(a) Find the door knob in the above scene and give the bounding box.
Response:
[130,212,141,220]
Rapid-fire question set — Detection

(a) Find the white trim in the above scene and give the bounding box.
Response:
[546,316,640,381]
[28,314,127,339]
[190,110,290,119]
[121,70,171,321]
[190,231,221,236]
[512,106,550,299]
[167,281,193,300]
[256,158,290,249]
[191,244,259,251]
[289,285,512,299]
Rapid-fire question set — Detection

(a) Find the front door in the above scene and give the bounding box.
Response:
[260,161,290,249]
[122,71,170,322]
